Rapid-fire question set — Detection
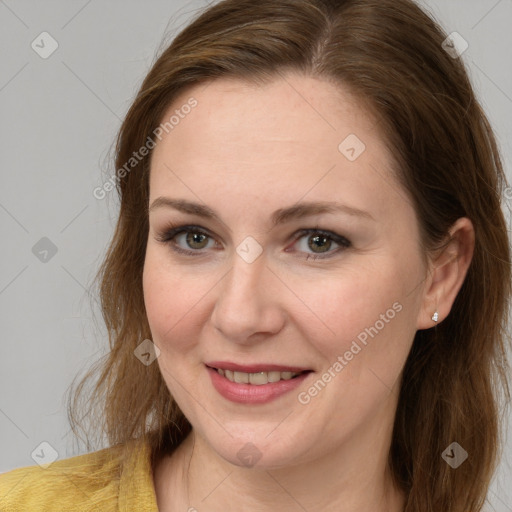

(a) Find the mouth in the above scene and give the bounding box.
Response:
[205,363,313,404]
[206,365,311,386]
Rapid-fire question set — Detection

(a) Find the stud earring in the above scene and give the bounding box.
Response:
[432,311,439,322]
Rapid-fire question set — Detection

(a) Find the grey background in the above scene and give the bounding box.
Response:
[0,0,511,509]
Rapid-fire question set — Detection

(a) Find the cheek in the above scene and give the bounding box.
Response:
[294,257,419,384]
[142,250,207,408]
[142,246,202,353]
[297,265,401,342]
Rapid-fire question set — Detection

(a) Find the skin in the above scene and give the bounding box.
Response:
[142,72,474,512]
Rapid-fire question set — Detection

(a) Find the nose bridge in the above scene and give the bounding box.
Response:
[219,249,268,314]
[211,247,283,341]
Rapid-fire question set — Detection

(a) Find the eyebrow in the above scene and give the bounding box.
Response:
[148,197,375,227]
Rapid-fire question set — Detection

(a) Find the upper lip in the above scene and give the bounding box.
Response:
[206,361,312,373]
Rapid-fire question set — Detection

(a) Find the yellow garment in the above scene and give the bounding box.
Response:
[0,437,159,511]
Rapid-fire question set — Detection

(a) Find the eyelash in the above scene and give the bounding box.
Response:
[154,224,351,260]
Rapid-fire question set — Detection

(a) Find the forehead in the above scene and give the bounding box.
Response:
[153,73,384,159]
[148,74,408,225]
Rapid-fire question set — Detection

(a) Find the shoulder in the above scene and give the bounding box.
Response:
[0,442,136,512]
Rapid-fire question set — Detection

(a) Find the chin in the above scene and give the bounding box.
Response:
[197,426,311,470]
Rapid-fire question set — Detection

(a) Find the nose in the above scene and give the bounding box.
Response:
[210,250,286,344]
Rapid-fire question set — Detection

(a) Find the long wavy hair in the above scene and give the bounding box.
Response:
[66,0,512,510]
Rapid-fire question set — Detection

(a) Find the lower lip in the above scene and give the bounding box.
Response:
[206,366,311,404]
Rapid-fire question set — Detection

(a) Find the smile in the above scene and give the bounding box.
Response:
[205,363,313,404]
[215,368,305,385]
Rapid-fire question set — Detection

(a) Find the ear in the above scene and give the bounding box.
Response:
[416,217,475,330]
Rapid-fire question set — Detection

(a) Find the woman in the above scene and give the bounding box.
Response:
[1,0,510,510]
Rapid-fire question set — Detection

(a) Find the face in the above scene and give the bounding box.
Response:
[143,73,428,469]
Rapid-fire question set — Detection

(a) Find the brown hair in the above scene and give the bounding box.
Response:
[67,0,512,510]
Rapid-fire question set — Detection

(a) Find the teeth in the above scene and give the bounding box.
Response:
[249,372,267,385]
[267,371,281,383]
[234,371,249,384]
[217,368,302,385]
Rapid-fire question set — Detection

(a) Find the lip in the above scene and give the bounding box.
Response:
[205,361,311,373]
[205,364,313,404]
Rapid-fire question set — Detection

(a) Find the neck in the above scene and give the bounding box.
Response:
[154,412,406,512]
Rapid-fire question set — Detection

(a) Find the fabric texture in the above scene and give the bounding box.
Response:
[0,437,159,511]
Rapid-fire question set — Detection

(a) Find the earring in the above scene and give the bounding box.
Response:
[431,311,439,322]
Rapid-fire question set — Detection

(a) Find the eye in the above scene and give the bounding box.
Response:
[288,228,351,260]
[154,224,351,259]
[154,225,218,256]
